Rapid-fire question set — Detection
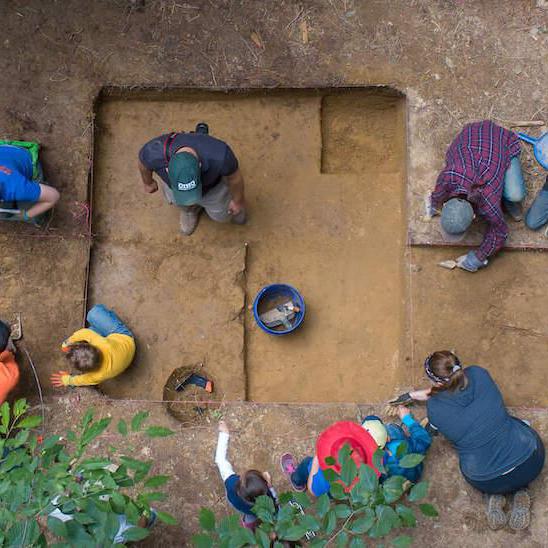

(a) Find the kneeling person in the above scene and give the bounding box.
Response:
[138,125,246,236]
[51,304,135,388]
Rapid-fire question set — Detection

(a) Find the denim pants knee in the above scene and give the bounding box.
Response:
[86,304,133,337]
[502,156,527,203]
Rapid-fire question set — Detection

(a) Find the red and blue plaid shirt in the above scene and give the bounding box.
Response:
[431,120,521,261]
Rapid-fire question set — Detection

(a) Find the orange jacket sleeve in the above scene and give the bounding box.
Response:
[0,351,20,405]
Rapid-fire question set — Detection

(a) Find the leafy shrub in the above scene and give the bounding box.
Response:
[0,399,177,547]
[193,444,437,547]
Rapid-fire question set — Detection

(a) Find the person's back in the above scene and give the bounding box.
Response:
[427,366,536,481]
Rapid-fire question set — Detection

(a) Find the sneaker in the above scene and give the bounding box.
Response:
[485,494,507,530]
[179,206,200,236]
[502,199,523,222]
[508,489,531,531]
[280,453,306,492]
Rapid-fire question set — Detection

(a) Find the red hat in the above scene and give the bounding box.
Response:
[316,421,381,486]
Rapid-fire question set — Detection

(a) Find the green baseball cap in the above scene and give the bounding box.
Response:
[168,152,202,206]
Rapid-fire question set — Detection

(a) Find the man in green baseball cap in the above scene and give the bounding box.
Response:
[138,124,246,235]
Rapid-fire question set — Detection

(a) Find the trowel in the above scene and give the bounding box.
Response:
[259,301,300,329]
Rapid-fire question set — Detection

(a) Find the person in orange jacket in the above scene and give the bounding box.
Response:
[0,320,19,405]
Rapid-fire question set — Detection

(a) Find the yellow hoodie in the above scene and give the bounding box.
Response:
[61,328,135,386]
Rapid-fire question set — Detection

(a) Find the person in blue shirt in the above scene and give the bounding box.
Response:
[214,421,278,529]
[0,145,59,222]
[409,351,544,532]
[383,407,432,483]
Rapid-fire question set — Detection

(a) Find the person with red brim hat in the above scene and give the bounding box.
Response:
[281,420,383,496]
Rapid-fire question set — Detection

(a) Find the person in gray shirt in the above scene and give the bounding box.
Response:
[138,126,246,235]
[409,351,544,532]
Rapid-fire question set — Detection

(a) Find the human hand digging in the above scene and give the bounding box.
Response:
[143,181,158,194]
[218,420,229,434]
[228,198,244,216]
[51,371,70,388]
[397,405,411,420]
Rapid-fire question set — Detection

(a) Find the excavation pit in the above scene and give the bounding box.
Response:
[90,88,408,403]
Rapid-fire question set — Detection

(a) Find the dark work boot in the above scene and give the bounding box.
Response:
[195,122,209,135]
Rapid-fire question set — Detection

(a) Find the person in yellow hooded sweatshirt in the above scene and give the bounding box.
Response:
[51,304,135,388]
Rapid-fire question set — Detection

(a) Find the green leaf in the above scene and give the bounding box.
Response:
[369,505,399,539]
[336,531,349,548]
[325,456,336,466]
[324,509,337,535]
[13,399,28,419]
[16,415,42,429]
[81,417,111,445]
[199,508,216,531]
[334,504,352,519]
[144,474,170,488]
[117,420,128,436]
[139,491,167,503]
[373,448,386,475]
[408,481,429,502]
[398,453,424,469]
[350,509,375,534]
[0,402,10,433]
[330,481,346,500]
[80,408,94,429]
[299,514,321,532]
[119,456,152,473]
[395,504,416,527]
[131,411,149,432]
[310,540,327,547]
[282,525,308,541]
[156,510,178,525]
[419,503,439,517]
[291,490,311,509]
[323,467,338,483]
[316,493,331,518]
[338,443,358,488]
[358,463,379,492]
[392,535,413,548]
[255,528,271,548]
[80,458,112,470]
[47,516,68,538]
[192,533,214,548]
[382,475,405,503]
[145,426,175,437]
[349,538,365,548]
[229,527,256,546]
[122,526,150,541]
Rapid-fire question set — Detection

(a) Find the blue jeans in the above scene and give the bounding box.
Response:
[525,176,548,230]
[291,456,313,488]
[502,156,527,203]
[86,304,133,337]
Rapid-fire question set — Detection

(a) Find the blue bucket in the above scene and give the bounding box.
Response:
[253,284,306,336]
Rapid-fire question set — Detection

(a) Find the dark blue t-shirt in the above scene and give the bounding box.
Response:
[427,366,537,481]
[138,133,239,194]
[0,146,41,203]
[225,474,254,515]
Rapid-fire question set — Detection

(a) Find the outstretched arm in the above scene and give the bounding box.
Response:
[138,160,158,194]
[215,421,236,481]
[225,169,246,216]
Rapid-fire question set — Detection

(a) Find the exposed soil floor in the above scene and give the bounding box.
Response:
[93,90,407,403]
[1,1,548,546]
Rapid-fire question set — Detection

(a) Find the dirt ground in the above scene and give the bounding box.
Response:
[1,0,548,545]
[93,90,406,402]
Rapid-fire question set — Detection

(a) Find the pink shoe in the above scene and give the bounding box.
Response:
[280,453,306,492]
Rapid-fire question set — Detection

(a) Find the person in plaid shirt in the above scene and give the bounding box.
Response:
[427,120,526,272]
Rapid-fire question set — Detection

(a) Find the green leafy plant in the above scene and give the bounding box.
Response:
[193,444,437,547]
[0,399,178,547]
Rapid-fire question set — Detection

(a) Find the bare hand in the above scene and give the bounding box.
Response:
[218,420,229,433]
[397,405,411,420]
[143,181,158,194]
[228,199,244,216]
[51,371,70,388]
[409,388,431,401]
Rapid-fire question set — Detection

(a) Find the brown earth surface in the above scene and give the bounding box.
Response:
[1,0,548,545]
